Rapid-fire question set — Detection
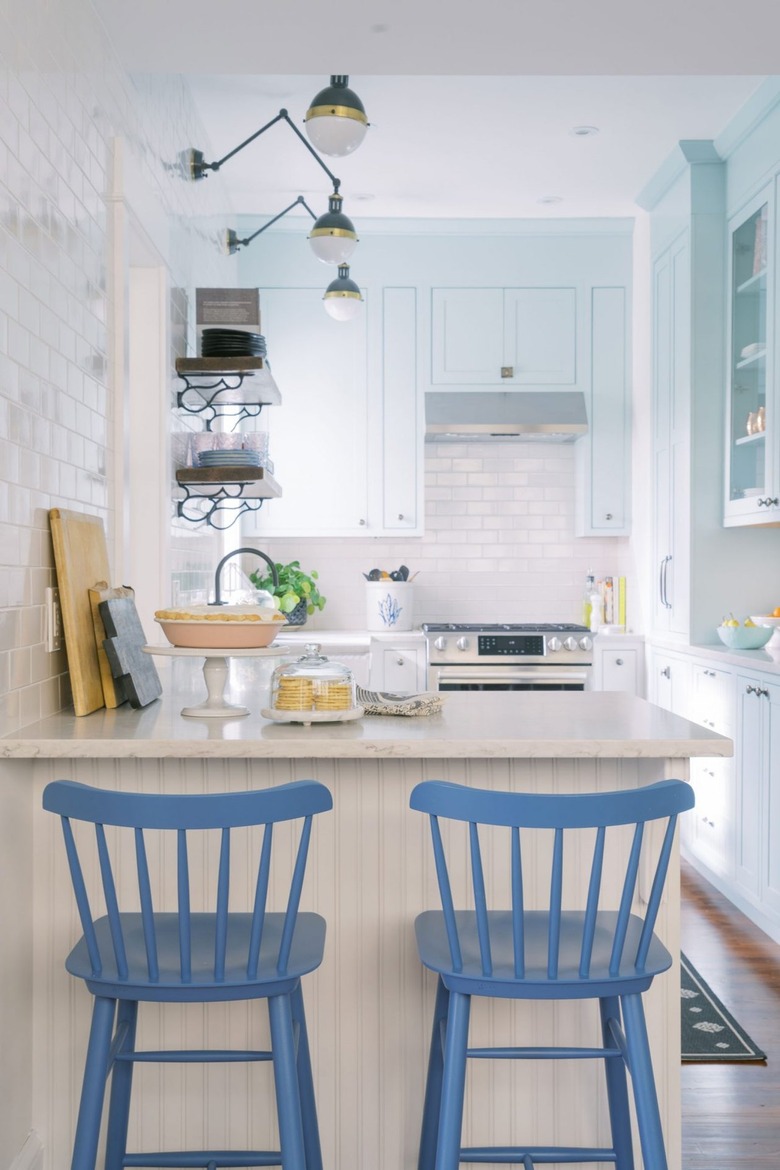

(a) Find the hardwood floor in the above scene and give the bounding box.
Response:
[681,861,780,1168]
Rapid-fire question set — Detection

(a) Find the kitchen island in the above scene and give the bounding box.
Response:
[1,688,731,1170]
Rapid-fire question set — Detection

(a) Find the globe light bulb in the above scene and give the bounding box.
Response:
[308,192,358,265]
[323,264,363,321]
[304,75,368,158]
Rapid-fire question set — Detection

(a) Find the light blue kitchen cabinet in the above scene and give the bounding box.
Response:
[431,286,577,387]
[641,140,780,644]
[244,286,369,536]
[243,285,421,538]
[574,286,630,535]
[732,670,780,919]
[723,184,778,526]
[651,232,691,637]
[686,662,735,880]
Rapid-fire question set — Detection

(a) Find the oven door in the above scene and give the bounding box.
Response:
[429,665,591,692]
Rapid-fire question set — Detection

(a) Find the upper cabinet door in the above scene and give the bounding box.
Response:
[431,288,504,383]
[244,287,369,536]
[504,288,576,385]
[431,287,576,386]
[724,184,777,526]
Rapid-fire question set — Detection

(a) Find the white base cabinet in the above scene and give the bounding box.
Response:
[592,636,644,696]
[649,642,780,943]
[368,637,427,692]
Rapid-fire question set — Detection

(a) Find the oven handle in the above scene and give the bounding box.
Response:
[431,667,591,687]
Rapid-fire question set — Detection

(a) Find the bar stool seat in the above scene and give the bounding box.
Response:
[410,778,695,1170]
[43,778,332,1170]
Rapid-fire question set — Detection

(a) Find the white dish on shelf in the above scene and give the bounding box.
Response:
[749,615,780,628]
[261,706,365,726]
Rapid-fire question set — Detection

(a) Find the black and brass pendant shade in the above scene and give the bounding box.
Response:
[309,193,359,264]
[304,75,369,157]
[323,263,363,321]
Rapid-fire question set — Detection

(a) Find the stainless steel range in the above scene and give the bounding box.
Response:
[423,623,593,691]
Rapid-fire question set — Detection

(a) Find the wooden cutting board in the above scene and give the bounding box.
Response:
[49,508,111,716]
[88,583,134,708]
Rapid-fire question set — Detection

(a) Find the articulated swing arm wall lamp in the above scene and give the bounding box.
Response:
[223,195,363,322]
[186,76,369,267]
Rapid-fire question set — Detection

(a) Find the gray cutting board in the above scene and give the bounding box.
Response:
[99,597,162,709]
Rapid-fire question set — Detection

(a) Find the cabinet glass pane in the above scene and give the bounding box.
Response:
[729,203,768,503]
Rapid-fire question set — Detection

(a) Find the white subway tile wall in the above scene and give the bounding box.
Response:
[254,442,635,631]
[0,0,230,735]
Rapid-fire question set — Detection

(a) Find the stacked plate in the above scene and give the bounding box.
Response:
[201,328,267,358]
[198,450,260,468]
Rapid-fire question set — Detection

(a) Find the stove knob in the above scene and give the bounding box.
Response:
[456,637,470,651]
[547,636,562,652]
[433,637,448,652]
[564,636,578,651]
[579,635,593,651]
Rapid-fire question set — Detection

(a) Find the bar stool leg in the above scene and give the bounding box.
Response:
[600,996,635,1170]
[621,993,668,1170]
[71,996,116,1170]
[418,976,449,1170]
[104,1000,138,1170]
[269,993,307,1170]
[434,989,471,1170]
[290,982,323,1170]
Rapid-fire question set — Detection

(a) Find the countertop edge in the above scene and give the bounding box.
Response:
[1,737,733,761]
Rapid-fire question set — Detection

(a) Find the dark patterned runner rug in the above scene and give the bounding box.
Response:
[681,953,766,1062]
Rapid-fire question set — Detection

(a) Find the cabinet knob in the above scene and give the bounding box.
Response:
[615,658,624,666]
[500,366,514,379]
[398,513,404,521]
[396,657,404,666]
[759,687,770,698]
[358,518,366,526]
[661,666,671,679]
[605,513,613,521]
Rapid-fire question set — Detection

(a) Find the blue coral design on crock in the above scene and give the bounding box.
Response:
[377,593,403,627]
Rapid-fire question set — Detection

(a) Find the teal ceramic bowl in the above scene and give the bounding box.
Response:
[716,624,773,650]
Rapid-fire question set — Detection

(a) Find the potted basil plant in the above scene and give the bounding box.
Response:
[249,560,326,626]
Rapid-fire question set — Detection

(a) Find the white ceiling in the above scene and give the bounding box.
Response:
[94,1,778,220]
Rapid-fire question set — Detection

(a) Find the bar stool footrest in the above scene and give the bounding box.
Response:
[122,1149,283,1166]
[461,1146,618,1163]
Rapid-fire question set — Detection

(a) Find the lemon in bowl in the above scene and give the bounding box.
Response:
[716,623,773,650]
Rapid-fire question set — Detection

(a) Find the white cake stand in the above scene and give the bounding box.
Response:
[143,644,291,718]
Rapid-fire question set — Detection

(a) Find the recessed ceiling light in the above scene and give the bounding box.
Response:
[571,125,600,137]
[538,195,563,205]
[353,192,376,202]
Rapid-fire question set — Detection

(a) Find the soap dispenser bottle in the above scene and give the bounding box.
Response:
[589,582,604,632]
[582,571,595,628]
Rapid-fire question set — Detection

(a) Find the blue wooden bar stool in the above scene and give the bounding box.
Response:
[42,778,332,1170]
[410,778,695,1170]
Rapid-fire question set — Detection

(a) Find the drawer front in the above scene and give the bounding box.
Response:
[691,664,734,734]
[688,756,734,877]
[600,649,638,694]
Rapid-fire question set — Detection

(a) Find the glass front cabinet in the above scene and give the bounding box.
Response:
[724,185,778,525]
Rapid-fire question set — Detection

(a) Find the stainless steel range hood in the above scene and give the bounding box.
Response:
[425,391,588,443]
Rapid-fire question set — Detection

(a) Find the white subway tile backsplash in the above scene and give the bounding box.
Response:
[255,442,634,630]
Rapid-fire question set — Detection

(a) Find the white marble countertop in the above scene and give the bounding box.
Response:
[1,689,731,760]
[656,637,780,674]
